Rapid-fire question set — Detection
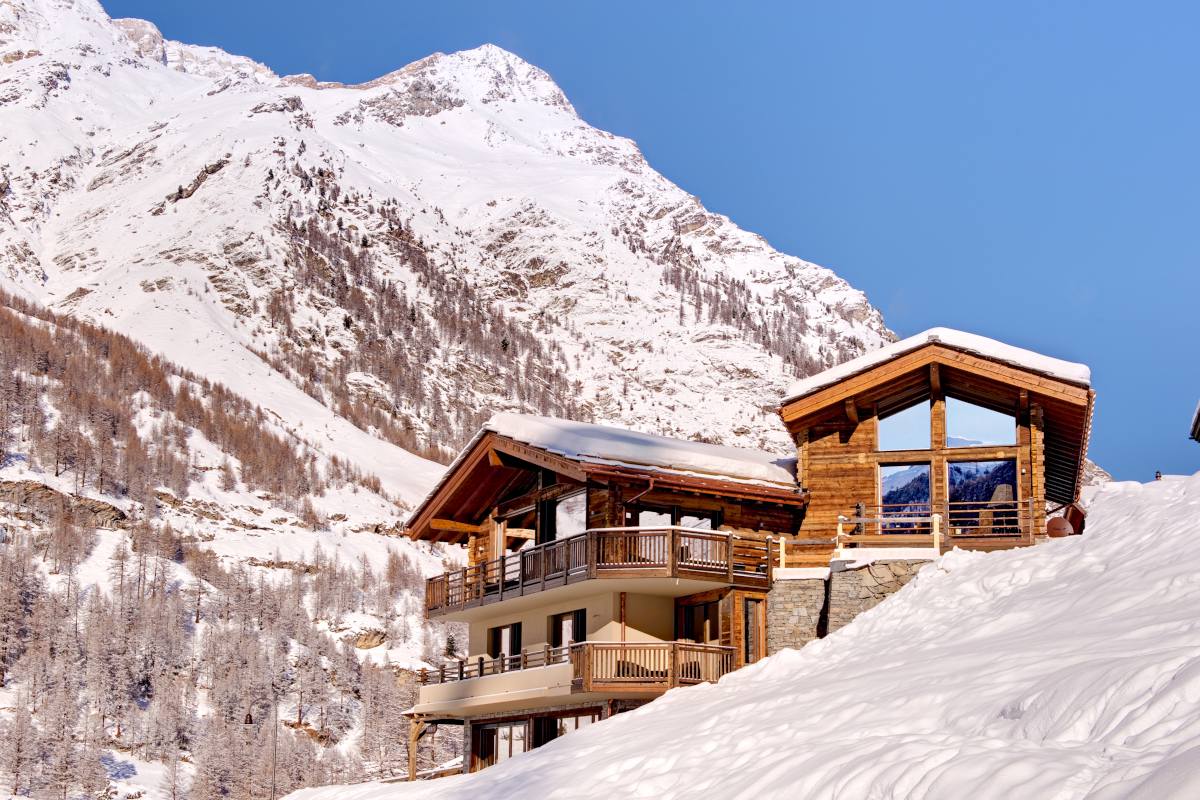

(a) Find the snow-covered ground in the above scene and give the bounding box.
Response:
[289,472,1200,800]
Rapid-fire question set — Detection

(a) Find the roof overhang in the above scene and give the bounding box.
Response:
[406,430,806,545]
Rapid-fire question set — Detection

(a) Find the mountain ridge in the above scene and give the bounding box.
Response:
[1,0,891,511]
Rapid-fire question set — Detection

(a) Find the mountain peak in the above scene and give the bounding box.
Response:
[357,43,574,112]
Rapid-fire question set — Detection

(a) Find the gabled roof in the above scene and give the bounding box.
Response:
[778,327,1095,506]
[485,412,796,487]
[405,413,804,543]
[784,328,1091,405]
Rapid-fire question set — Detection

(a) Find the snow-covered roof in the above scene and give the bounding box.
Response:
[485,412,797,488]
[784,327,1092,404]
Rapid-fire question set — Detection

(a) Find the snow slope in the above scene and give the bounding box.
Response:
[0,0,891,494]
[289,472,1200,799]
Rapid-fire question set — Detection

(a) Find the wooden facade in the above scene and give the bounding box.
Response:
[404,333,1095,777]
[780,342,1094,553]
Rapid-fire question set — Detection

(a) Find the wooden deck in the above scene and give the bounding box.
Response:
[424,527,771,616]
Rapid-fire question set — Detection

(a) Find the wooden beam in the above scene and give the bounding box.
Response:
[430,518,487,535]
[490,436,588,482]
[844,399,859,425]
[930,363,941,394]
[408,718,427,781]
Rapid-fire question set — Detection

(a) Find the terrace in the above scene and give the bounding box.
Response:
[418,641,735,694]
[424,526,772,617]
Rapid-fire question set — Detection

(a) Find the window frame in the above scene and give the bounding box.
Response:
[548,608,587,648]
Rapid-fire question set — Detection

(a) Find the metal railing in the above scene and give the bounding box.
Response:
[425,527,770,614]
[833,498,1041,551]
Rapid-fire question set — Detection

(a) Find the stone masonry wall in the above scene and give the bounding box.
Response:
[826,560,931,634]
[766,577,827,654]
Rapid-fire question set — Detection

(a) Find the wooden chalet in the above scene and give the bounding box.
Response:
[779,327,1094,554]
[405,413,805,774]
[404,329,1095,778]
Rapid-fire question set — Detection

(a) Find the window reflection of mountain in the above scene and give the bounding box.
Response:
[949,461,1016,503]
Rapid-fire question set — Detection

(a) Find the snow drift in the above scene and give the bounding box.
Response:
[290,472,1200,799]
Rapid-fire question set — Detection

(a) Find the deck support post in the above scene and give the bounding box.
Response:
[408,717,427,781]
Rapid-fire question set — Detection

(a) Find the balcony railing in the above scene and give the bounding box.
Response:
[571,641,734,692]
[834,498,1041,550]
[425,527,770,614]
[418,641,736,692]
[419,644,572,684]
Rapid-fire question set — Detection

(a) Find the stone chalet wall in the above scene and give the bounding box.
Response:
[767,558,933,653]
[826,559,931,634]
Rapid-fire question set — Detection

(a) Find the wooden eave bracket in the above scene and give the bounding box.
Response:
[844,398,859,425]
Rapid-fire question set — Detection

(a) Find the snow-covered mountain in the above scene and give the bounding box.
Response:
[0,0,890,508]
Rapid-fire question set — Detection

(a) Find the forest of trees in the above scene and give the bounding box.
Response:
[0,518,460,798]
[0,288,384,511]
[0,288,463,797]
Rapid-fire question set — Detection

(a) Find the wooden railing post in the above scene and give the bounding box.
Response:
[669,642,679,688]
[457,659,464,681]
[726,532,734,583]
[419,668,428,685]
[477,655,485,677]
[498,553,505,601]
[766,535,774,584]
[438,664,445,684]
[669,527,678,577]
[931,513,942,551]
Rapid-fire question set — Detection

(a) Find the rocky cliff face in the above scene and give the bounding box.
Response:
[0,0,892,506]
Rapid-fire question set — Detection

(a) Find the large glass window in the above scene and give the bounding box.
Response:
[879,463,931,530]
[679,511,716,530]
[624,506,719,529]
[946,398,1016,447]
[947,459,1019,535]
[531,712,598,748]
[877,401,931,451]
[554,492,587,538]
[631,507,672,527]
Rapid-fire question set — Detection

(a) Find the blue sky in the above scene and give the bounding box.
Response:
[104,0,1199,480]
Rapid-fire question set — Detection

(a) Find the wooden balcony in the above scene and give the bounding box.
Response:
[425,527,771,616]
[570,641,734,692]
[418,641,736,695]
